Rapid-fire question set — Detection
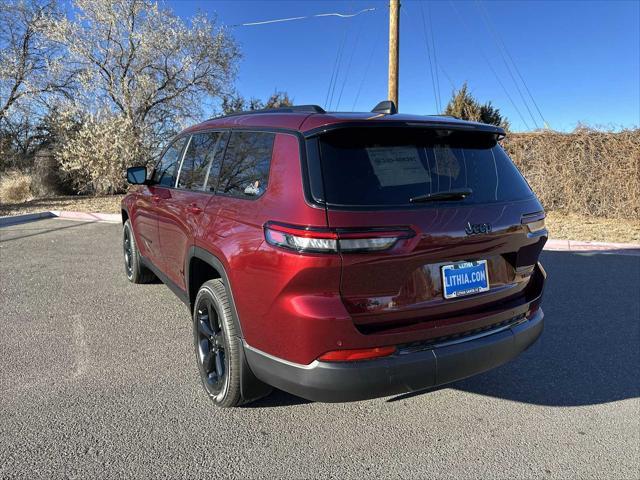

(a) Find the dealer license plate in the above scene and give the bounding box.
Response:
[441,260,490,299]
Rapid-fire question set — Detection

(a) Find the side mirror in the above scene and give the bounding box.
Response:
[126,166,147,185]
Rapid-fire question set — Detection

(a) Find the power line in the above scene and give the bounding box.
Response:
[475,0,539,129]
[436,61,457,92]
[327,27,350,110]
[448,0,531,130]
[419,2,440,113]
[324,27,347,110]
[414,3,458,94]
[336,14,365,110]
[427,2,442,113]
[351,33,380,111]
[477,0,549,128]
[232,7,376,27]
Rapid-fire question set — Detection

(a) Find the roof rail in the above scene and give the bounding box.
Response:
[212,105,326,119]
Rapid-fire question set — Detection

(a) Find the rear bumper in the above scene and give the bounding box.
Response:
[244,309,543,402]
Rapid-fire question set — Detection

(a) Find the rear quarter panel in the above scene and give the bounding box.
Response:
[196,133,342,363]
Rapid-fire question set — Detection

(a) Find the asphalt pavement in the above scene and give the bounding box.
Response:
[1,218,638,479]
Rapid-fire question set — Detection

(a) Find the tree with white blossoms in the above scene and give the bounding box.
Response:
[49,0,240,193]
[0,0,73,122]
[0,0,75,169]
[53,110,145,194]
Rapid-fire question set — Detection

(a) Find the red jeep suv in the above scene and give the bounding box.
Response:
[121,103,547,407]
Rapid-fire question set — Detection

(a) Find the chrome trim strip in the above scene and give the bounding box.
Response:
[243,341,320,369]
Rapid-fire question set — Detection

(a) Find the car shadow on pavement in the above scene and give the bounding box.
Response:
[248,252,640,409]
[391,251,640,407]
[0,219,98,243]
[241,388,311,408]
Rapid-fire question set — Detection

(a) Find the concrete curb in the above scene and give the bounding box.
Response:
[0,210,120,227]
[51,210,121,223]
[0,211,55,226]
[544,239,640,255]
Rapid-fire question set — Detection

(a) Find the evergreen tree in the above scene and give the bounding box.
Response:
[443,82,509,130]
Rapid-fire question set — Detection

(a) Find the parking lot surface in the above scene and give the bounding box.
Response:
[1,218,638,479]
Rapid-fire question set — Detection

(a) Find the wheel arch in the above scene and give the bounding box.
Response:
[186,246,244,339]
[186,246,272,403]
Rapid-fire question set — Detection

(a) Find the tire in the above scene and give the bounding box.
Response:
[192,279,251,407]
[122,219,155,284]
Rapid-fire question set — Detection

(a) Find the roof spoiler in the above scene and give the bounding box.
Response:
[304,120,506,139]
[371,100,397,115]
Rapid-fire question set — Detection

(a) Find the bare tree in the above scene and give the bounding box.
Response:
[50,0,240,149]
[0,0,72,123]
[222,91,293,115]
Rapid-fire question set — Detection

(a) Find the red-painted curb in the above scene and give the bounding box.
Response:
[51,210,120,223]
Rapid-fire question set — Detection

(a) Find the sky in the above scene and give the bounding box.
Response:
[168,0,640,132]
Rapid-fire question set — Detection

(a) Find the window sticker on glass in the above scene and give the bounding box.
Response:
[243,180,263,196]
[366,146,429,187]
[433,145,461,179]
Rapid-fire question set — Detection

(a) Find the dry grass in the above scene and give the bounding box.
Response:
[0,194,123,217]
[0,171,33,204]
[504,128,640,219]
[545,211,640,243]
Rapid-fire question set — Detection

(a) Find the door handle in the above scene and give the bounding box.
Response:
[187,204,202,215]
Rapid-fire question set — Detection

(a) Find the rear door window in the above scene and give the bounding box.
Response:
[317,128,533,207]
[203,131,230,192]
[178,132,227,191]
[153,137,188,187]
[216,131,275,199]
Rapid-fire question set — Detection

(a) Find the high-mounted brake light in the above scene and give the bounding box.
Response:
[318,346,396,362]
[264,222,414,254]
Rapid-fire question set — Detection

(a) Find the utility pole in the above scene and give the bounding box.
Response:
[388,0,400,110]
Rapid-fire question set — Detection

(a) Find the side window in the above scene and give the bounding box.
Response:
[216,131,275,199]
[204,131,230,192]
[177,132,225,190]
[153,137,187,187]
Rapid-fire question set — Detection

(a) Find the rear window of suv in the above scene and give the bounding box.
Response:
[317,127,533,208]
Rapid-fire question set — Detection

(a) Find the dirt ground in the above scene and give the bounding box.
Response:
[1,195,638,243]
[544,211,640,243]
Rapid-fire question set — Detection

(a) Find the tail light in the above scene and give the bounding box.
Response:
[522,211,546,233]
[318,345,396,362]
[264,222,415,254]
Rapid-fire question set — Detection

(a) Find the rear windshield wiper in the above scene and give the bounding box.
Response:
[409,188,473,203]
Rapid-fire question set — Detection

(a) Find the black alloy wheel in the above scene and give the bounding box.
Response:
[122,219,155,284]
[191,279,272,407]
[123,226,134,279]
[195,294,228,395]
